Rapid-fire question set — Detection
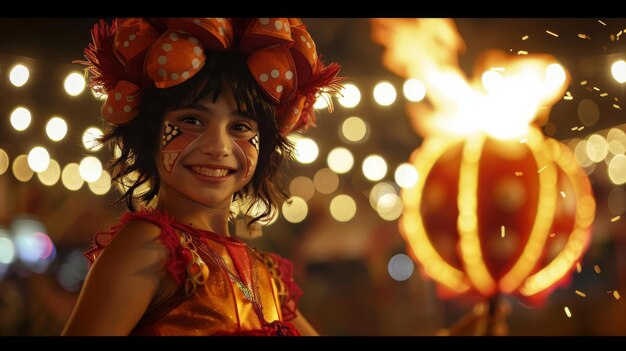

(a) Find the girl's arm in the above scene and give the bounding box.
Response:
[62,220,168,335]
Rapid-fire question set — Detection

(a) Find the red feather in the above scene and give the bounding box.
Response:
[289,59,344,133]
[75,19,130,94]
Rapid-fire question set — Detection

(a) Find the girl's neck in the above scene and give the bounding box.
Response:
[155,190,231,237]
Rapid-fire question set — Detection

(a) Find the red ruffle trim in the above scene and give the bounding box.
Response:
[83,207,303,320]
[213,320,301,336]
[83,207,188,286]
[266,253,303,322]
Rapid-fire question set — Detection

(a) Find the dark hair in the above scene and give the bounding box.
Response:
[100,51,293,225]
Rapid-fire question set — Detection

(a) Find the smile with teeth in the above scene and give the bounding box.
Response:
[190,166,234,177]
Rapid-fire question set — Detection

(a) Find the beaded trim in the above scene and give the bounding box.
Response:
[176,230,209,297]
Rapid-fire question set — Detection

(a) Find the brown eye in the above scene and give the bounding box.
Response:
[232,123,253,132]
[181,116,202,126]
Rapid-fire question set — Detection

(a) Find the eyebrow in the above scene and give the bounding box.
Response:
[175,104,249,119]
[177,103,209,112]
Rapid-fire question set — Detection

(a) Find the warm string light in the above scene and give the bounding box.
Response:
[337,83,361,108]
[0,149,9,176]
[46,116,68,142]
[281,196,308,223]
[37,159,61,186]
[9,64,29,87]
[61,163,84,191]
[10,107,31,131]
[64,71,86,96]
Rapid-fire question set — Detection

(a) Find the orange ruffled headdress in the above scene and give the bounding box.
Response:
[80,18,343,135]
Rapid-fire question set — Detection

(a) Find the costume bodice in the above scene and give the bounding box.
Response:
[84,208,301,336]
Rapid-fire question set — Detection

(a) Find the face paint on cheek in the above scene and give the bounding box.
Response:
[161,121,202,175]
[233,134,259,180]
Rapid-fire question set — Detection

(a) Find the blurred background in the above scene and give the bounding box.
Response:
[0,18,625,335]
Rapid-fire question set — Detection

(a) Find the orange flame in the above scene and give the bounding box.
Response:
[371,18,570,141]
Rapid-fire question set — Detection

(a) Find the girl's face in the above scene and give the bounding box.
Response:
[157,87,260,209]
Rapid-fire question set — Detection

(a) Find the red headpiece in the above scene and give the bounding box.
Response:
[79,18,343,135]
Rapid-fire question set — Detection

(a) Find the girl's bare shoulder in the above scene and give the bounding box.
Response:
[95,218,171,275]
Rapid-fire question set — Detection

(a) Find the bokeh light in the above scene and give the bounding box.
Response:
[608,187,626,215]
[338,83,361,108]
[0,229,16,265]
[394,163,419,189]
[56,250,89,292]
[12,155,33,182]
[577,99,600,127]
[82,127,104,151]
[10,106,32,131]
[11,216,55,274]
[64,71,86,96]
[282,196,308,223]
[27,147,50,173]
[88,170,112,195]
[313,92,331,110]
[0,149,9,175]
[373,81,397,106]
[9,64,29,87]
[289,176,315,201]
[314,168,340,194]
[482,70,504,93]
[607,128,626,155]
[61,163,84,191]
[362,154,388,181]
[545,63,566,90]
[327,147,354,174]
[376,192,404,221]
[574,139,593,168]
[403,79,426,102]
[37,159,61,186]
[290,135,319,164]
[608,154,626,185]
[369,181,397,210]
[586,134,609,163]
[611,60,626,83]
[79,156,103,183]
[388,254,414,281]
[341,116,368,143]
[329,194,357,222]
[46,116,68,142]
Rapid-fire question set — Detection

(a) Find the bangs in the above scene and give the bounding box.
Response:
[157,51,274,124]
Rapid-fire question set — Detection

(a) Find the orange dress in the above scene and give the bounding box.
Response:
[84,208,302,336]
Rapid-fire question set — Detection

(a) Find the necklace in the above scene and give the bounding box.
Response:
[178,228,266,324]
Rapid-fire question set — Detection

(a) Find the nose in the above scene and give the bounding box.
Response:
[199,127,230,159]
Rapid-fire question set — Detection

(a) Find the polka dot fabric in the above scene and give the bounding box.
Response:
[167,18,233,51]
[113,18,160,75]
[83,18,343,135]
[247,45,297,103]
[101,80,142,125]
[238,18,293,53]
[145,30,207,88]
[289,26,318,88]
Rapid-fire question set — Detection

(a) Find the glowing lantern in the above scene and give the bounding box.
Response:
[372,18,595,305]
[400,128,594,303]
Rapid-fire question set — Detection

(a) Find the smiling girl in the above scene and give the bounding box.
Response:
[62,18,342,336]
